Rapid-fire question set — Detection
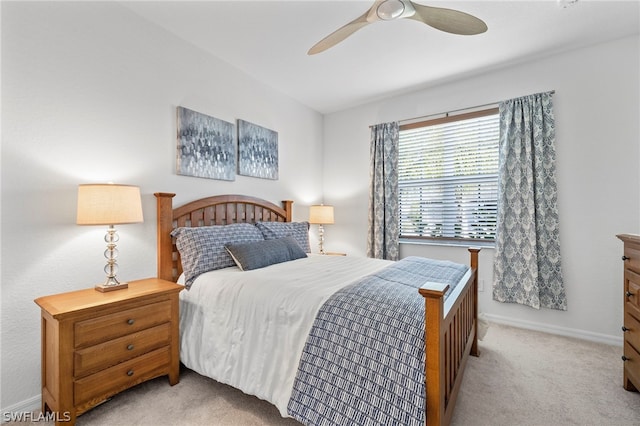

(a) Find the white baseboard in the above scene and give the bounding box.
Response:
[1,394,41,422]
[484,313,623,347]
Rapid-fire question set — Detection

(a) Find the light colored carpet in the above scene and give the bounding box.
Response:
[451,323,639,426]
[7,323,640,425]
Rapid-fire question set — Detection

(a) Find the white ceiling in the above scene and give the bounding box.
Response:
[121,0,640,114]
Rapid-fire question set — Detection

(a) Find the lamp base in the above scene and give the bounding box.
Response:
[95,282,129,292]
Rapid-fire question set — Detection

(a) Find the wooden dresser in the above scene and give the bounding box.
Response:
[34,278,183,425]
[617,234,640,392]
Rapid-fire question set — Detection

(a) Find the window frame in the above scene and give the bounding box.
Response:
[398,107,500,245]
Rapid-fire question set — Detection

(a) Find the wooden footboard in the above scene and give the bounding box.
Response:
[420,248,480,426]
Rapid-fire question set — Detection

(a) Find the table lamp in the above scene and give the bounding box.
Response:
[309,204,334,255]
[76,183,144,292]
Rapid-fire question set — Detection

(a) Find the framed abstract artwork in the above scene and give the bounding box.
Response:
[237,119,278,180]
[176,106,236,181]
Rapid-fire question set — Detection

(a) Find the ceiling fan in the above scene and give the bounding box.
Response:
[308,0,488,55]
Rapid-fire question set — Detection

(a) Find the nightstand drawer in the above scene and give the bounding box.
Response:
[626,270,640,315]
[624,313,640,353]
[74,323,171,378]
[624,341,640,386]
[75,300,171,348]
[74,346,171,407]
[623,244,640,274]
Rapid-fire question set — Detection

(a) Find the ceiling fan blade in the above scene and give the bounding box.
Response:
[408,2,487,35]
[308,1,385,55]
[308,16,370,55]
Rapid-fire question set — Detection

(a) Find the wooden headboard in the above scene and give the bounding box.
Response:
[155,193,293,282]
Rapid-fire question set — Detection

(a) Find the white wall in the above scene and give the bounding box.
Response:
[322,35,640,344]
[0,2,323,412]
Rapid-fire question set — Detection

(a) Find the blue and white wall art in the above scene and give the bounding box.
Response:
[237,119,279,180]
[177,106,236,181]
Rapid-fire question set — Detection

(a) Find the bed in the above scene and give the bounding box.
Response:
[155,192,480,426]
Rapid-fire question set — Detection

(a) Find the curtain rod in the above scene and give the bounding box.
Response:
[370,90,555,128]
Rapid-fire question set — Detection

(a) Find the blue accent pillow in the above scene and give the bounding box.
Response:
[171,223,264,288]
[255,221,311,253]
[225,236,308,271]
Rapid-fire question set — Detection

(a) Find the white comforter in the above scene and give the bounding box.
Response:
[179,254,391,417]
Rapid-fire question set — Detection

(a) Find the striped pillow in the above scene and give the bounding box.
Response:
[171,223,264,288]
[255,221,311,253]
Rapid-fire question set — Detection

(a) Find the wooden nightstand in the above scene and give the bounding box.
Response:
[34,278,183,425]
[324,252,346,256]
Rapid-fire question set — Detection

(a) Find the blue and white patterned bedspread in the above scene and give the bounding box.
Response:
[287,256,469,426]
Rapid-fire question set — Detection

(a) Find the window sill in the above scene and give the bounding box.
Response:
[399,238,495,250]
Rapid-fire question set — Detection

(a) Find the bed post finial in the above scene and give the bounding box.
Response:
[155,193,176,281]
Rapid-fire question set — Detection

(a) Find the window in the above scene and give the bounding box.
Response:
[398,108,499,242]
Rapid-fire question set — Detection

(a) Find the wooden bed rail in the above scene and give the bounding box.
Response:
[420,248,480,426]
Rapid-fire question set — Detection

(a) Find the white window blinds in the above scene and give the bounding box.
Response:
[398,109,499,241]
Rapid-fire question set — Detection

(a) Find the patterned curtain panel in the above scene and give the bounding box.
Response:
[367,122,399,260]
[493,92,567,310]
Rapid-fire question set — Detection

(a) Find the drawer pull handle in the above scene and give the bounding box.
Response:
[622,255,630,261]
[127,319,135,325]
[127,370,134,376]
[622,326,630,332]
[622,355,630,362]
[626,291,635,298]
[127,344,134,350]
